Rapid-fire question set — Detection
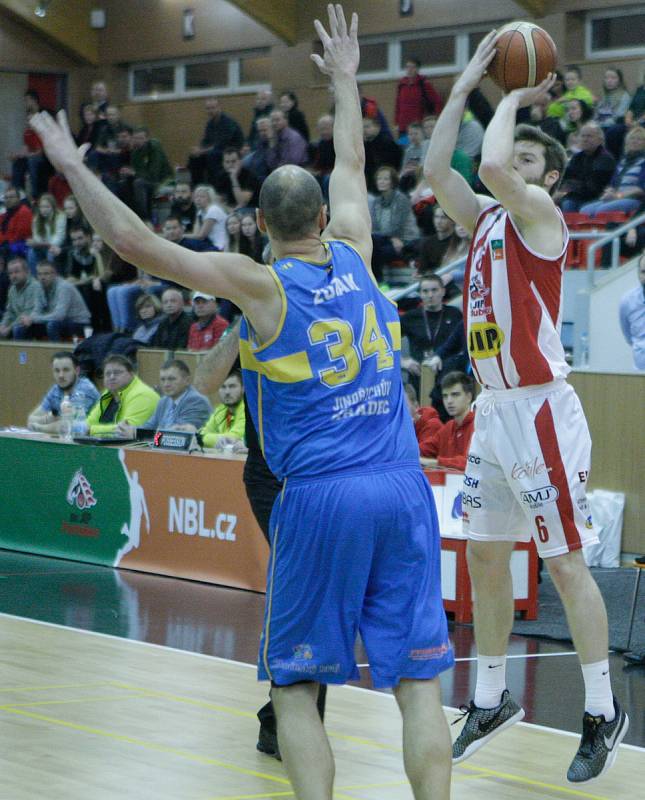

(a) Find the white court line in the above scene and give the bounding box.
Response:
[357,651,579,667]
[1,612,643,754]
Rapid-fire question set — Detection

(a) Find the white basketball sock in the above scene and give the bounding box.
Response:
[581,659,615,721]
[474,654,507,709]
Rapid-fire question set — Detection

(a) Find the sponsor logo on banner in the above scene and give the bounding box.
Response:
[520,485,560,509]
[468,322,505,359]
[66,468,97,510]
[511,458,552,480]
[168,497,237,541]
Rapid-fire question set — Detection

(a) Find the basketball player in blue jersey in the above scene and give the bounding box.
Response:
[31,6,453,798]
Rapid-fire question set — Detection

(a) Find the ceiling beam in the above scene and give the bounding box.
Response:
[514,0,555,17]
[0,0,99,64]
[228,0,298,45]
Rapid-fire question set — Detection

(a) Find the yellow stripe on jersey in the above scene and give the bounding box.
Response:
[240,339,314,383]
[387,321,402,351]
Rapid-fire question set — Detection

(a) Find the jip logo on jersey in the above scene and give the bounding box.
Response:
[468,322,505,359]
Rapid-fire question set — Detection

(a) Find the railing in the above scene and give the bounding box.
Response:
[584,210,645,287]
[386,256,466,303]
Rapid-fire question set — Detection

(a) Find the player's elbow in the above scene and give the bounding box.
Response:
[114,228,147,264]
[478,160,508,189]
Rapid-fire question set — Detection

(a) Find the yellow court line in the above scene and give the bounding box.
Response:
[456,764,611,800]
[0,706,290,786]
[0,692,150,710]
[0,680,113,693]
[205,793,295,800]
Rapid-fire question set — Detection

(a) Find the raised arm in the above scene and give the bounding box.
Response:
[478,75,562,237]
[424,30,498,234]
[29,112,280,343]
[313,4,372,266]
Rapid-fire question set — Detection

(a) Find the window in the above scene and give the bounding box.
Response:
[586,7,645,58]
[400,35,455,69]
[129,49,271,102]
[360,42,389,73]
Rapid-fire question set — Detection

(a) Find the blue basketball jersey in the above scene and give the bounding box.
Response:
[240,240,418,480]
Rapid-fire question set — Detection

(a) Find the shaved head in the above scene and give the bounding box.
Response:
[259,165,324,241]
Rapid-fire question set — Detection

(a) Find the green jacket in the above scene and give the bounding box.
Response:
[131,139,173,186]
[86,375,159,435]
[547,85,595,119]
[200,400,246,447]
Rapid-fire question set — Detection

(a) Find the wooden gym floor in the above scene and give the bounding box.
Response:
[0,550,643,799]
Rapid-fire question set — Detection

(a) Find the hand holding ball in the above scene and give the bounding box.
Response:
[488,22,557,92]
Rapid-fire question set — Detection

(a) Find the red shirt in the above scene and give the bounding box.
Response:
[395,75,443,132]
[0,203,33,245]
[188,314,228,351]
[414,405,442,456]
[425,410,475,470]
[24,128,42,154]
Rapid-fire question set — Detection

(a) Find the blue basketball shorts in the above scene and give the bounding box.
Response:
[258,461,454,689]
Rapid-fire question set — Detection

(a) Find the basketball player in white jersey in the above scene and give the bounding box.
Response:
[425,31,628,783]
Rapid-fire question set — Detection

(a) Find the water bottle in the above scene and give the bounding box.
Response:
[579,332,589,369]
[71,403,88,438]
[59,398,74,441]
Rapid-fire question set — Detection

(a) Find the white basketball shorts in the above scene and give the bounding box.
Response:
[463,379,599,558]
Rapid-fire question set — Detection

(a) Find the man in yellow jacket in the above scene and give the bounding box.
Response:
[86,353,159,435]
[200,369,245,447]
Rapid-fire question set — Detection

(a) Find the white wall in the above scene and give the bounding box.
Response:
[0,72,28,182]
[588,261,640,372]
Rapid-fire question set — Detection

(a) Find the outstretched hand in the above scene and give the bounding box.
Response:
[506,73,557,108]
[453,29,497,95]
[28,110,90,173]
[311,3,359,79]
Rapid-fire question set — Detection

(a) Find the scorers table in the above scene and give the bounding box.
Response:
[0,432,537,622]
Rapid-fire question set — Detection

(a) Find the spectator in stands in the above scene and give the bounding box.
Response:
[400,122,429,192]
[279,91,310,142]
[131,293,163,345]
[308,115,336,182]
[27,193,66,273]
[213,147,260,211]
[625,64,645,130]
[101,124,133,193]
[528,93,567,145]
[105,255,147,333]
[401,274,467,413]
[200,370,246,447]
[190,185,228,251]
[456,111,485,160]
[580,126,645,217]
[239,213,266,262]
[75,103,104,150]
[187,291,228,351]
[395,58,442,137]
[555,123,616,212]
[226,213,242,252]
[0,256,39,338]
[65,225,110,331]
[90,80,110,116]
[11,91,48,199]
[161,215,215,254]
[417,205,458,273]
[266,109,308,169]
[26,351,99,433]
[117,358,212,436]
[188,98,244,185]
[595,68,632,130]
[48,195,87,269]
[370,166,419,283]
[560,98,594,145]
[244,116,272,184]
[618,252,645,370]
[548,66,594,118]
[169,181,197,231]
[85,354,159,435]
[0,186,33,262]
[363,116,402,192]
[359,88,392,137]
[14,260,90,341]
[403,382,442,457]
[118,126,173,221]
[247,90,274,149]
[150,287,192,350]
[421,371,475,470]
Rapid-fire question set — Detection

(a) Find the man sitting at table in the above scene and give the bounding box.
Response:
[85,353,159,435]
[200,369,245,448]
[116,358,211,437]
[27,350,100,434]
[421,371,475,470]
[404,382,442,456]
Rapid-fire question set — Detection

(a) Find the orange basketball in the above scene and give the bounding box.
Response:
[488,22,557,92]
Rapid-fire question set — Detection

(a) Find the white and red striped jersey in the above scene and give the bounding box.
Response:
[464,204,570,390]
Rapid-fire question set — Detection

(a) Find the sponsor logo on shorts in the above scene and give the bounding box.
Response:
[293,644,313,660]
[467,454,481,465]
[409,643,451,661]
[577,497,590,513]
[468,322,505,359]
[585,516,594,529]
[462,492,482,508]
[578,470,589,483]
[463,474,479,488]
[511,458,552,481]
[520,485,559,509]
